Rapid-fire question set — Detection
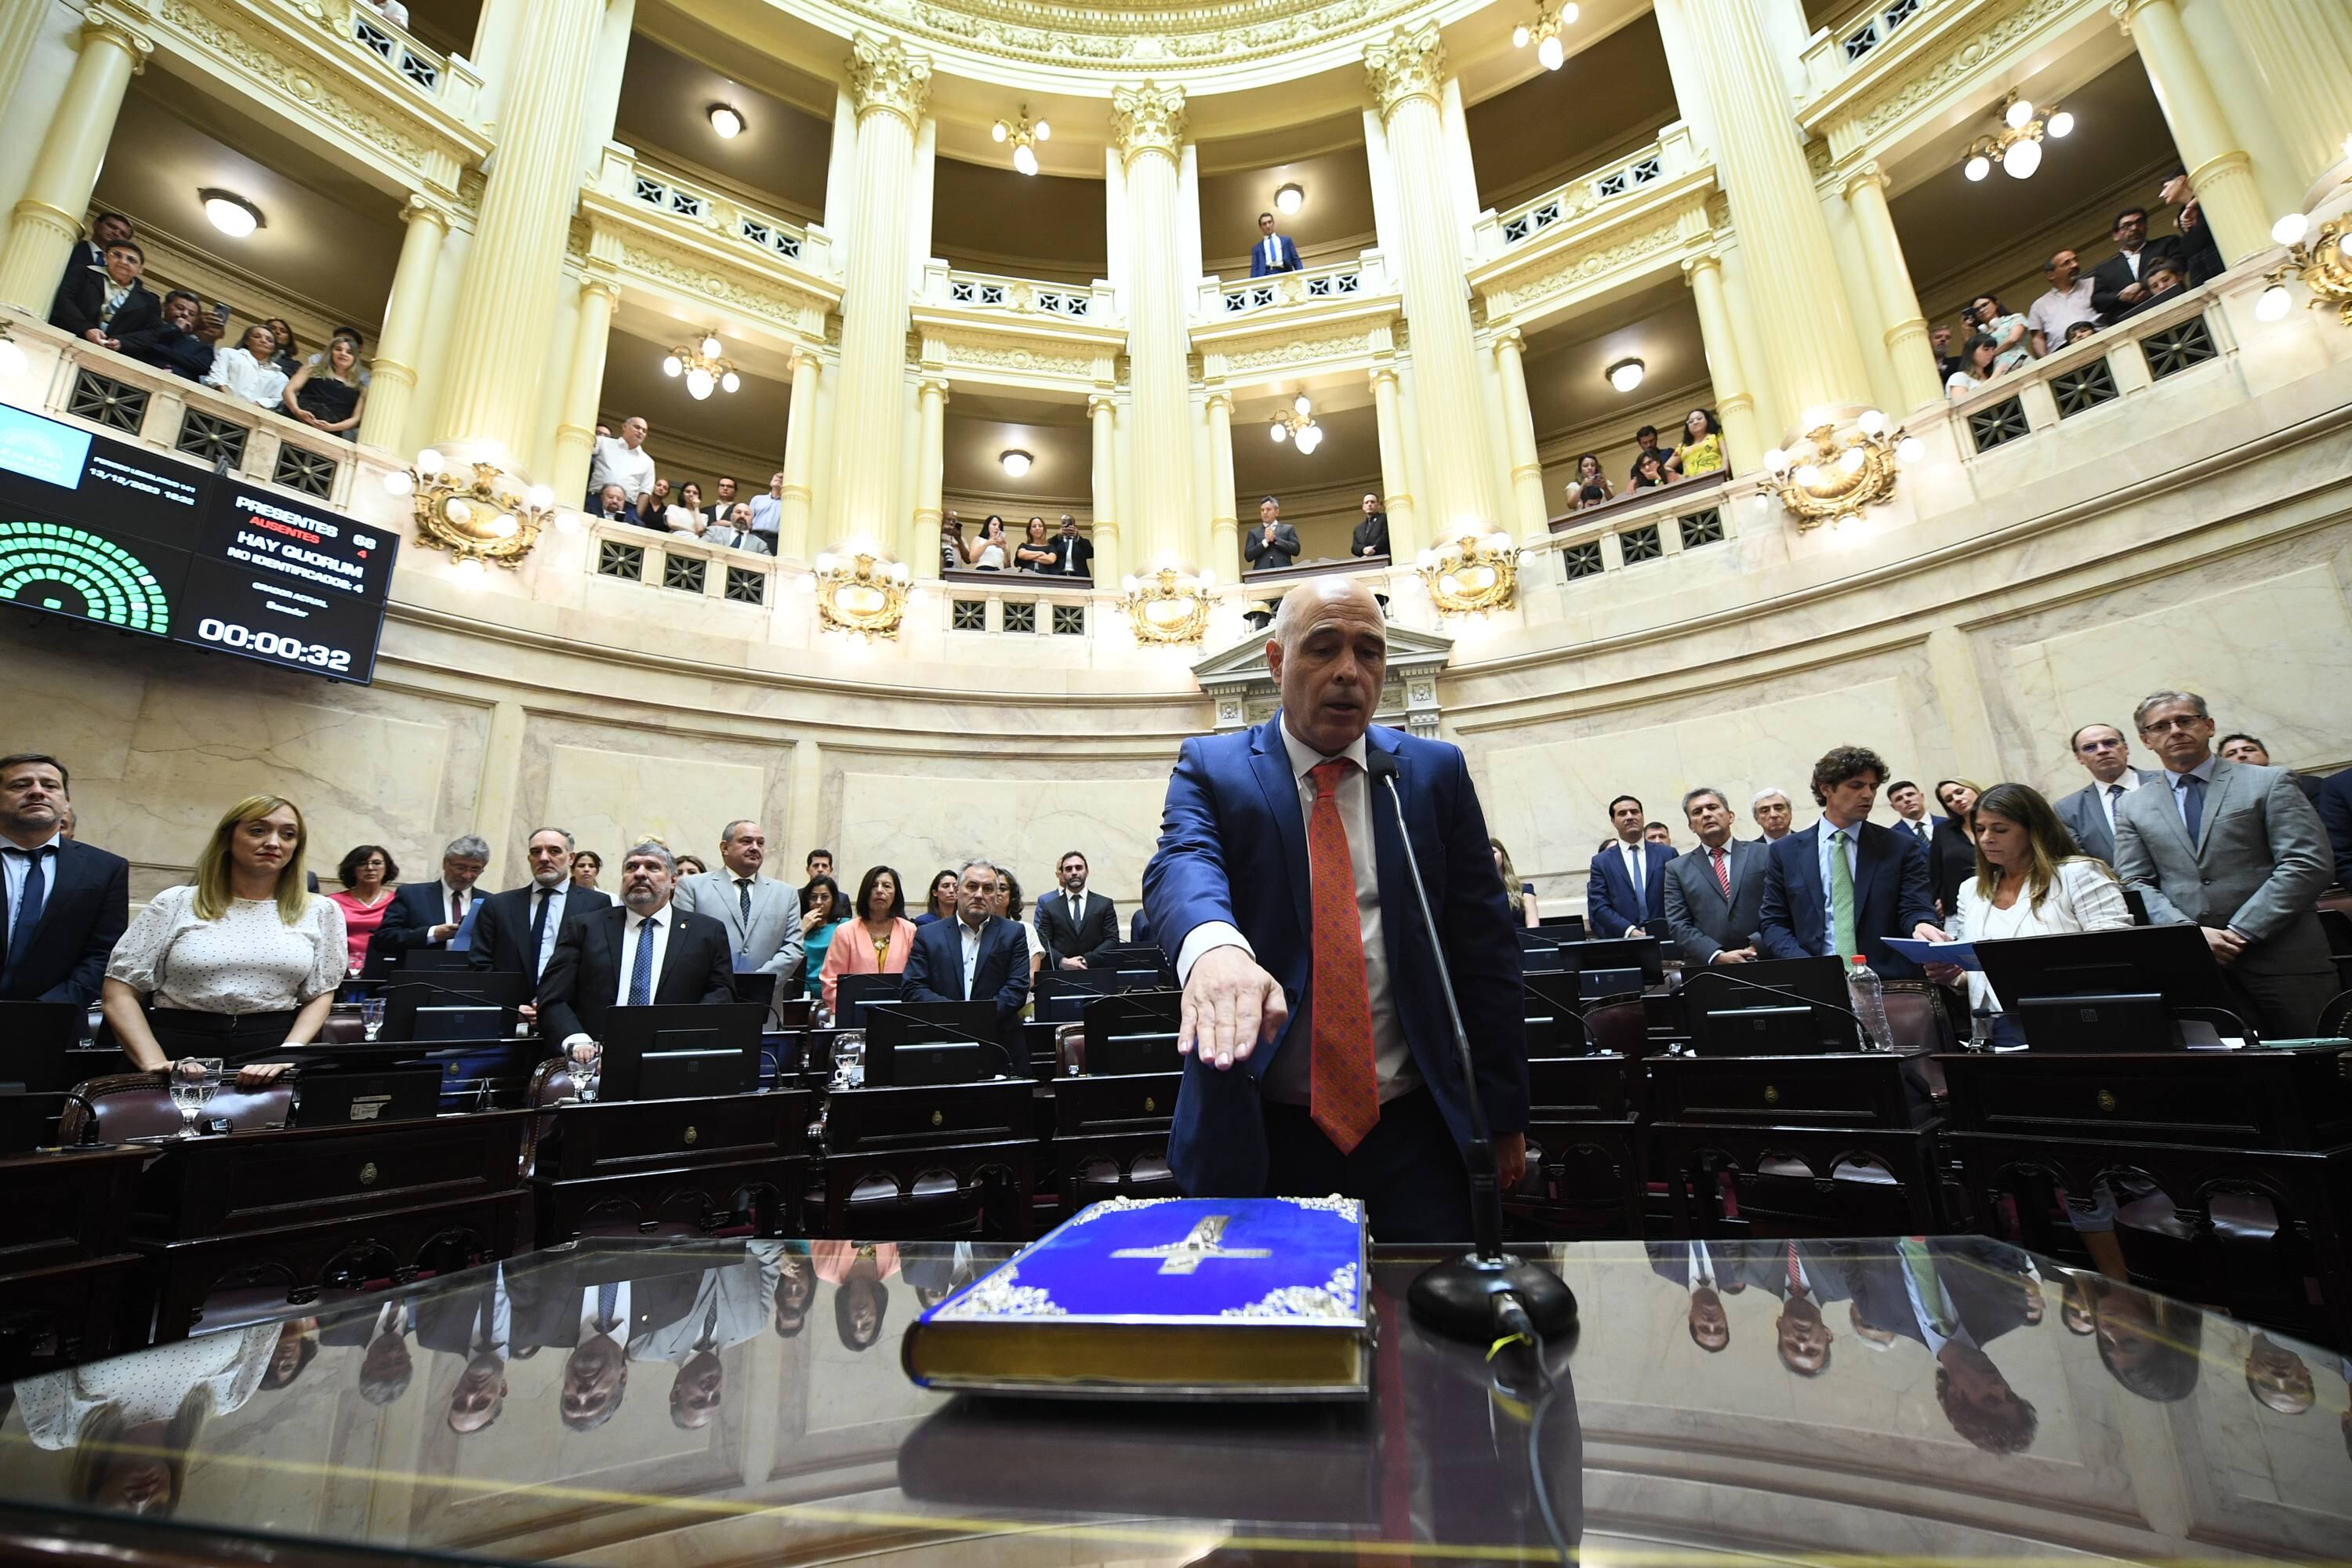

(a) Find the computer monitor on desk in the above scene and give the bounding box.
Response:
[1521,974,1588,1056]
[380,973,530,1043]
[597,1002,767,1100]
[0,1001,79,1094]
[1537,913,1588,941]
[1082,990,1182,1075]
[1974,926,2245,1050]
[1552,937,1664,987]
[864,1002,1005,1085]
[1034,971,1115,1024]
[833,973,903,1027]
[1680,956,1857,1054]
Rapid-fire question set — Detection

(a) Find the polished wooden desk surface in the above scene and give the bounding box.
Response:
[1,1236,2346,1566]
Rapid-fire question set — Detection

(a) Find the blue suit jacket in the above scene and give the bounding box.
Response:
[1755,820,1937,978]
[0,837,129,1006]
[902,915,1031,1018]
[1586,839,1675,938]
[369,880,479,964]
[1247,234,1303,278]
[1141,717,1527,1199]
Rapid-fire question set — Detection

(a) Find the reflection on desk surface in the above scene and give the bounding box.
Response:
[3,1237,2347,1566]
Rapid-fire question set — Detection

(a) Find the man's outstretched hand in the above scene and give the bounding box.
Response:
[1179,946,1289,1069]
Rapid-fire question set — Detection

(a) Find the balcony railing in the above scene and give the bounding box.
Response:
[1479,124,1700,256]
[586,518,777,608]
[1799,0,1958,99]
[1941,286,2229,459]
[923,263,1111,323]
[594,149,832,278]
[345,3,449,96]
[1835,0,1926,64]
[1533,478,1739,585]
[1204,252,1391,319]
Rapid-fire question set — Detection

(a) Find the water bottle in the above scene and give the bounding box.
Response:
[1846,955,1893,1050]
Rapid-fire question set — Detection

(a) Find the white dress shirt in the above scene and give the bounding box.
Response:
[1895,815,1935,852]
[1261,235,1281,269]
[613,906,671,1007]
[959,916,985,997]
[578,1280,631,1342]
[587,435,656,502]
[436,878,477,931]
[1686,1242,1718,1290]
[2,829,61,931]
[1176,724,1417,1104]
[2097,769,2142,839]
[1951,860,2132,1014]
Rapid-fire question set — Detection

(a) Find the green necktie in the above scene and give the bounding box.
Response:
[1897,1239,1957,1338]
[1829,829,1857,958]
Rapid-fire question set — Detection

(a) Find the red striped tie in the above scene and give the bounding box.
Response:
[1712,847,1730,898]
[1307,760,1379,1153]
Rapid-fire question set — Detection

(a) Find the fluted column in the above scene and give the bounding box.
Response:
[776,351,821,563]
[1840,168,1943,415]
[1365,26,1497,539]
[1489,329,1549,534]
[430,0,601,463]
[1368,366,1418,560]
[1112,84,1196,568]
[912,376,948,576]
[1681,253,1760,472]
[2223,0,2352,194]
[0,15,148,313]
[546,270,617,504]
[1087,393,1122,580]
[1203,389,1239,572]
[361,196,452,452]
[1670,0,1871,427]
[2116,0,2264,263]
[827,34,930,555]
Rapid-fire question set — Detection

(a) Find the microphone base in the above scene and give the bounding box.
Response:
[1406,1251,1578,1344]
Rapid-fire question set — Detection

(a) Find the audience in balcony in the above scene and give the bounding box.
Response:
[592,484,639,524]
[205,324,292,412]
[1014,517,1058,572]
[2109,260,2186,323]
[1668,409,1726,481]
[701,477,740,530]
[70,212,132,276]
[2087,206,2178,320]
[1048,514,1094,577]
[941,514,971,571]
[587,416,656,513]
[360,0,412,27]
[1944,332,2010,401]
[1626,424,1665,482]
[1570,453,1613,510]
[2062,320,2099,349]
[261,318,303,381]
[1629,450,1670,492]
[1965,296,2032,374]
[971,515,1011,569]
[750,472,786,554]
[703,502,767,554]
[1352,494,1389,559]
[2159,171,2223,286]
[49,238,158,354]
[1243,496,1301,572]
[664,481,706,534]
[2026,249,2101,357]
[136,292,217,382]
[282,330,368,441]
[1929,325,1963,385]
[1250,212,1303,278]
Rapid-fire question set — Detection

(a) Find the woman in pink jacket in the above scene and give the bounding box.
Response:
[821,865,917,1013]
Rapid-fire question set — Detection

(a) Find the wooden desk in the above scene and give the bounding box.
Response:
[531,1088,812,1245]
[0,1146,145,1371]
[129,1110,531,1341]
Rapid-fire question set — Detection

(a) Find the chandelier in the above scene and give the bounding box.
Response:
[662,332,740,401]
[1121,565,1215,645]
[385,451,561,572]
[1963,93,2072,182]
[1269,392,1323,455]
[1759,410,1922,532]
[2260,211,2352,325]
[992,107,1051,176]
[1512,1,1577,70]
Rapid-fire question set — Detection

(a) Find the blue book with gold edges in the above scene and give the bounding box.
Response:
[900,1195,1370,1399]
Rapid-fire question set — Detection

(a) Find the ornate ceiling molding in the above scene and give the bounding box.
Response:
[848,32,932,124]
[1110,83,1187,166]
[1363,22,1445,120]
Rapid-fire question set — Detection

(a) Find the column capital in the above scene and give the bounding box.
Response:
[848,33,931,125]
[79,9,154,67]
[2108,0,2169,27]
[1110,83,1187,169]
[1203,387,1232,414]
[1368,364,1399,390]
[577,263,620,303]
[1364,24,1445,121]
[917,373,950,400]
[1680,250,1723,283]
[1087,390,1119,417]
[401,192,454,232]
[1491,325,1526,355]
[789,345,825,377]
[1840,161,1889,200]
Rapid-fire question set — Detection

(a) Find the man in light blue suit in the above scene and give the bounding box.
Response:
[1756,746,1938,978]
[1588,794,1675,938]
[1248,212,1303,278]
[1142,578,1526,1241]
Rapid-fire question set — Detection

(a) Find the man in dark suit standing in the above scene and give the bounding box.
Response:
[1247,211,1302,277]
[2086,206,2183,320]
[1034,850,1117,971]
[1883,780,1944,858]
[1242,496,1301,574]
[49,239,158,354]
[538,843,735,1054]
[132,291,217,382]
[902,858,1033,1072]
[1757,745,1938,978]
[67,212,132,278]
[0,753,128,1008]
[1046,515,1094,578]
[372,835,492,968]
[469,828,612,1027]
[1351,494,1390,560]
[1662,787,1766,966]
[2052,720,2158,864]
[1588,794,1675,940]
[2219,734,2325,808]
[2113,690,2335,1038]
[1142,577,1526,1242]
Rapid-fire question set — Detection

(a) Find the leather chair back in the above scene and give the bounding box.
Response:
[1879,980,1954,1054]
[1581,997,1648,1058]
[60,1072,294,1144]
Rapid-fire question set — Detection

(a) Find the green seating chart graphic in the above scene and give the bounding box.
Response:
[0,518,172,633]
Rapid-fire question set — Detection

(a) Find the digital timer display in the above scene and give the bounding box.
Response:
[0,402,396,682]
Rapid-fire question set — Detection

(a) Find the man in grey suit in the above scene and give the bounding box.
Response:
[1242,496,1301,573]
[1663,786,1767,965]
[2052,720,2159,863]
[671,818,804,1011]
[2112,690,2336,1038]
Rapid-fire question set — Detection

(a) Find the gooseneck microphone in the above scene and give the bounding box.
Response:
[1363,749,1577,1345]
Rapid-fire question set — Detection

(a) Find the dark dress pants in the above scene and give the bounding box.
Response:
[1261,1087,1475,1244]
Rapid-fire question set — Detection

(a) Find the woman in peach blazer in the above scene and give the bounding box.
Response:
[822,865,918,1013]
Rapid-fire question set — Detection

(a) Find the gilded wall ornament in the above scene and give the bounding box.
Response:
[1364,23,1444,118]
[1415,530,1519,615]
[849,32,931,124]
[1111,83,1188,165]
[815,546,913,638]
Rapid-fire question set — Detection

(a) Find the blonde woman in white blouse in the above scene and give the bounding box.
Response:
[1918,781,2131,1047]
[102,794,346,1085]
[203,324,290,412]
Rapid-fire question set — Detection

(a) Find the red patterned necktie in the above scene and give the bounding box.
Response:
[1786,1240,1805,1298]
[1712,847,1730,898]
[1307,759,1379,1153]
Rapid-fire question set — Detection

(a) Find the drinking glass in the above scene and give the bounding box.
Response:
[833,1031,866,1091]
[360,996,387,1041]
[172,1058,223,1138]
[574,1040,604,1102]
